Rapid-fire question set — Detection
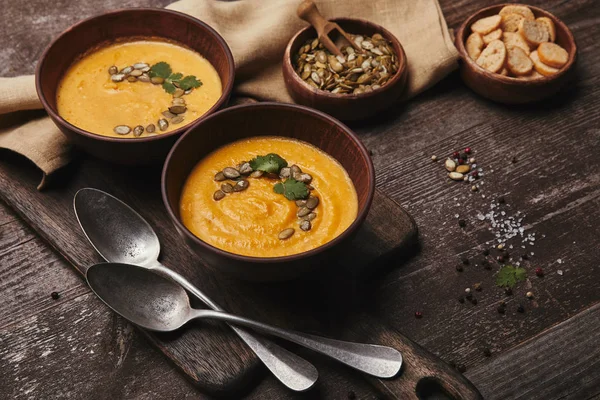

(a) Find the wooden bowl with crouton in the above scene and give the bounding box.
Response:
[455,4,577,104]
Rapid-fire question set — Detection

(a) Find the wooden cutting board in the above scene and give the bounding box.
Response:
[0,150,481,399]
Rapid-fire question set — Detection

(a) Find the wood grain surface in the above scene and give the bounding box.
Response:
[1,0,600,399]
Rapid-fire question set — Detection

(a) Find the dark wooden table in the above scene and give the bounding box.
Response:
[1,0,599,399]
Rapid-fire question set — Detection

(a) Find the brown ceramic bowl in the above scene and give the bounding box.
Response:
[455,4,577,104]
[283,18,408,122]
[162,102,375,281]
[36,8,234,165]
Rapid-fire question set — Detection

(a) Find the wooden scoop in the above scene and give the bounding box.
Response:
[297,0,364,57]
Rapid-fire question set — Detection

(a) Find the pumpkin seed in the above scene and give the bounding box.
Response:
[108,66,118,75]
[278,228,295,240]
[173,88,184,98]
[239,162,253,175]
[296,173,313,184]
[169,105,187,114]
[290,165,302,175]
[171,116,184,124]
[297,207,311,218]
[161,111,175,119]
[120,66,133,75]
[223,167,240,179]
[184,89,193,95]
[133,63,149,70]
[113,125,131,135]
[214,171,226,181]
[151,76,164,84]
[221,183,234,193]
[133,125,144,137]
[213,190,226,201]
[127,76,137,82]
[295,199,307,207]
[456,165,471,174]
[303,212,317,222]
[111,74,125,82]
[129,69,143,77]
[172,98,186,105]
[138,74,150,82]
[445,159,457,172]
[449,172,464,181]
[233,179,249,192]
[146,124,155,133]
[306,196,319,209]
[279,167,291,179]
[158,119,169,131]
[299,220,312,231]
[250,170,263,178]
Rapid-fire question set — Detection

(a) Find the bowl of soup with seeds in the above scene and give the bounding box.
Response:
[162,102,375,281]
[36,9,234,164]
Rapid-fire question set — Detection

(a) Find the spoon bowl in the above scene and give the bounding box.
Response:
[87,262,190,332]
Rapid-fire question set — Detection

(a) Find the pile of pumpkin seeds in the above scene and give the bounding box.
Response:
[293,33,399,95]
[213,161,319,240]
[109,63,193,137]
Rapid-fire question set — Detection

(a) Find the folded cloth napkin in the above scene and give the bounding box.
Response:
[0,0,458,189]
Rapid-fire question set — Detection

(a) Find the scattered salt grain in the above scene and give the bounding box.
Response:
[557,270,563,276]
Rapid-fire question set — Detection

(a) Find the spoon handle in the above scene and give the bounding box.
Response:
[149,262,318,392]
[191,309,403,379]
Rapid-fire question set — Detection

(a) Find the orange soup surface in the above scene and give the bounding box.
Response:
[56,40,222,138]
[180,137,358,257]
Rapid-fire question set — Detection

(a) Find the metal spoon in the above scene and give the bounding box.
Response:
[73,188,317,392]
[87,262,403,378]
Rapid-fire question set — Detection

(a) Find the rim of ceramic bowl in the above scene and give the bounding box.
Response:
[455,3,577,86]
[161,101,376,264]
[35,8,235,144]
[283,17,407,99]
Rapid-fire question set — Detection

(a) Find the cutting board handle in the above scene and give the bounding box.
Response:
[351,315,483,400]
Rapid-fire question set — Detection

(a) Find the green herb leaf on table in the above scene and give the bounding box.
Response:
[249,153,288,173]
[149,62,172,79]
[495,265,527,288]
[273,178,309,201]
[178,75,203,90]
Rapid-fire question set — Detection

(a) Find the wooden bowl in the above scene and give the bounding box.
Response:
[455,4,577,104]
[36,8,234,165]
[283,18,408,122]
[162,102,375,281]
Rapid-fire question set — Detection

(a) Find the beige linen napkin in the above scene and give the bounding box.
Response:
[0,0,458,189]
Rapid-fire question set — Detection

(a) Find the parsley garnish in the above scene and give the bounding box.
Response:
[273,178,309,201]
[249,153,288,173]
[148,62,202,94]
[495,265,527,288]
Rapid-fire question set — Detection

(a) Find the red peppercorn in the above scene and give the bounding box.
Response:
[471,170,479,178]
[535,268,544,277]
[415,311,423,319]
[458,158,465,165]
[452,151,460,158]
[465,147,472,154]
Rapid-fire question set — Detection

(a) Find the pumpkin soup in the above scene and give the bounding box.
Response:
[180,137,358,257]
[56,40,222,138]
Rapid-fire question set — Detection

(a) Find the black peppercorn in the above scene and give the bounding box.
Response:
[457,364,467,373]
[483,249,490,256]
[498,196,505,204]
[505,288,513,296]
[517,304,525,313]
[459,219,466,227]
[470,298,478,305]
[51,292,60,300]
[456,264,464,272]
[458,296,465,303]
[482,259,491,270]
[483,348,492,357]
[462,258,470,265]
[497,306,506,314]
[348,391,357,400]
[521,253,529,260]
